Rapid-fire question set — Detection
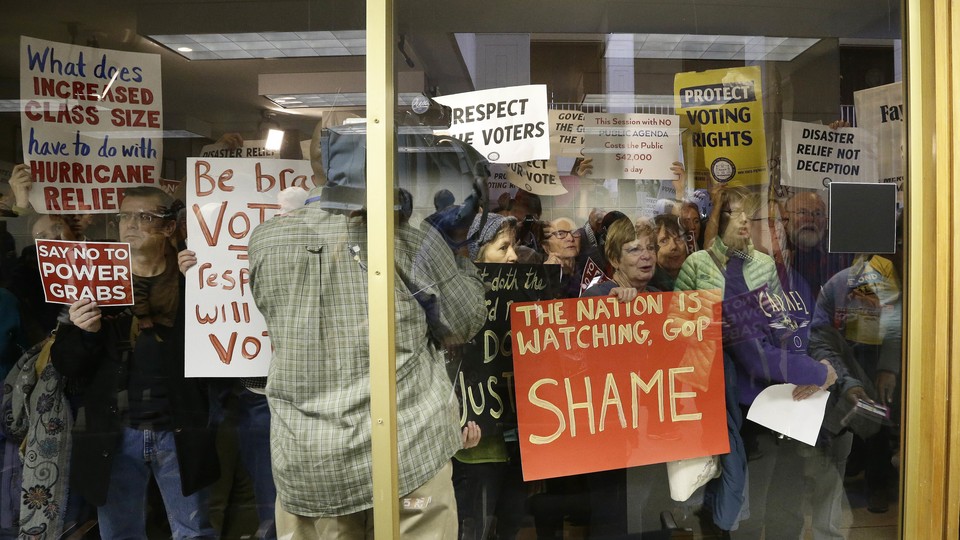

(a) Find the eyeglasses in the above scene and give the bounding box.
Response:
[548,229,582,240]
[623,244,658,256]
[114,211,166,225]
[790,209,825,220]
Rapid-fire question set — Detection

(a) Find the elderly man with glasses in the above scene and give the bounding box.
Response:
[780,191,850,296]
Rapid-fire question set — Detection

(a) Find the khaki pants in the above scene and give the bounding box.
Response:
[276,461,458,539]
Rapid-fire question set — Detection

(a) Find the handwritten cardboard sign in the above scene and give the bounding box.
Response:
[505,159,567,196]
[21,36,163,214]
[452,264,561,438]
[184,157,315,377]
[583,113,680,180]
[550,109,585,157]
[674,66,768,187]
[36,239,133,305]
[854,82,903,195]
[780,119,877,190]
[510,290,727,480]
[434,84,550,164]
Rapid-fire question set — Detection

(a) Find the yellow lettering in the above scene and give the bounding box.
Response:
[599,373,627,431]
[565,377,596,437]
[528,379,565,444]
[669,367,702,422]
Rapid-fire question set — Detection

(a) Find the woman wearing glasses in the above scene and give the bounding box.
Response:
[674,186,838,538]
[577,216,659,537]
[542,217,582,297]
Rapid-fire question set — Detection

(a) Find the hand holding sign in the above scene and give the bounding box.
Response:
[10,163,32,210]
[68,298,102,333]
[178,248,197,275]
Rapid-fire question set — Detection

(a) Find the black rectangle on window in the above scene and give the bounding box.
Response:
[828,182,898,253]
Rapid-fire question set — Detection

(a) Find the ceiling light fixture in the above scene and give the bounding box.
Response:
[259,71,425,109]
[149,31,366,60]
[265,129,285,151]
[604,33,820,62]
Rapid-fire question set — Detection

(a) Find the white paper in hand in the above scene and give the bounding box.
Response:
[746,384,829,446]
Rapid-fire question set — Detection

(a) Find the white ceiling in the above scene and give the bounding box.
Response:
[0,0,901,141]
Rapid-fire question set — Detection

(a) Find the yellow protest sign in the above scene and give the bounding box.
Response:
[674,66,768,187]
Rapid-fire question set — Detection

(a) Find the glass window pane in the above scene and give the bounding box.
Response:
[395,1,903,538]
[0,1,909,539]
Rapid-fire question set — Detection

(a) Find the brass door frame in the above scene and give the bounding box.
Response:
[903,0,960,538]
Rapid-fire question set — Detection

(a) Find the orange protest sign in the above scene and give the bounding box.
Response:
[510,289,727,481]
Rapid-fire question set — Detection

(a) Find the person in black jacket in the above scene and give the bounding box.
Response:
[51,186,219,538]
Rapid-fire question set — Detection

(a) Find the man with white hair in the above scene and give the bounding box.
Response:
[781,191,849,295]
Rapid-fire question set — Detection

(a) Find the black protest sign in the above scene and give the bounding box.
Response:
[450,263,560,436]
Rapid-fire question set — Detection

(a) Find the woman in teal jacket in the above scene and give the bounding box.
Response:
[674,187,836,537]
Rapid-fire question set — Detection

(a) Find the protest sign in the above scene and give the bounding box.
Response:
[854,82,903,195]
[582,113,680,180]
[675,66,768,187]
[486,165,517,208]
[21,36,163,214]
[510,290,727,480]
[780,120,877,190]
[35,239,133,305]
[451,264,561,438]
[550,109,585,157]
[434,85,549,164]
[185,158,315,377]
[578,257,609,294]
[505,159,567,196]
[199,140,279,159]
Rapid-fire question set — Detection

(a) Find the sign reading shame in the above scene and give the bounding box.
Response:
[36,239,133,305]
[434,85,550,164]
[582,113,680,180]
[510,290,727,480]
[21,36,163,214]
[674,66,768,187]
[452,264,560,438]
[185,157,315,377]
[780,120,877,190]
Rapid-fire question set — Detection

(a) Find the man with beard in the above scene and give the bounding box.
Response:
[780,191,850,295]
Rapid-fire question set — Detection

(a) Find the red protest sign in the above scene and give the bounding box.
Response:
[510,289,727,481]
[578,256,607,295]
[36,239,133,305]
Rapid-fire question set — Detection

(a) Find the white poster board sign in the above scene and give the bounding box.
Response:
[505,159,567,196]
[780,119,877,189]
[549,109,585,157]
[854,82,903,194]
[434,84,550,164]
[199,139,280,159]
[21,36,163,214]
[184,157,314,377]
[583,113,680,180]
